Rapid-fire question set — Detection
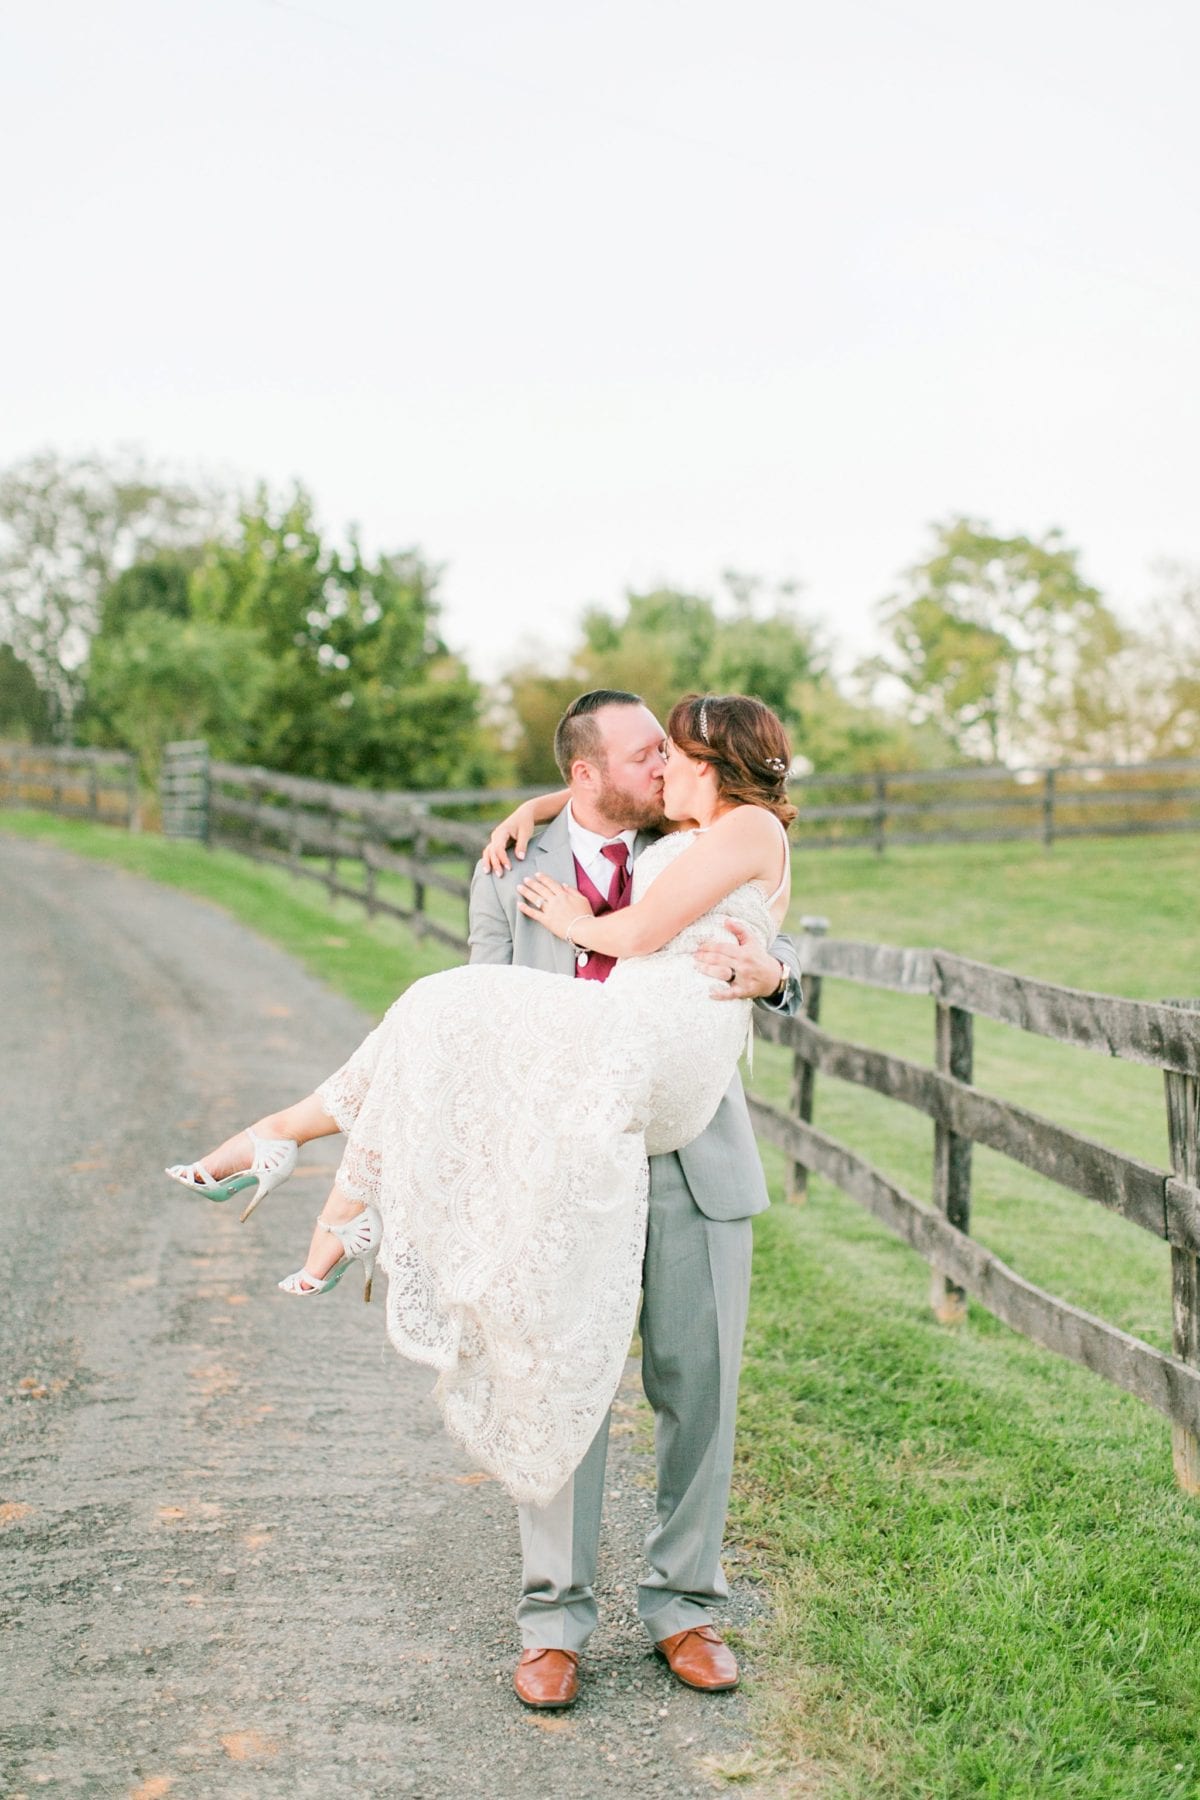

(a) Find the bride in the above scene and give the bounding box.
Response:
[166,693,796,1505]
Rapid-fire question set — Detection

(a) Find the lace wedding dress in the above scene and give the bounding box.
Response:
[316,828,780,1506]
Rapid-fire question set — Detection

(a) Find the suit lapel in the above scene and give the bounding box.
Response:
[530,812,579,978]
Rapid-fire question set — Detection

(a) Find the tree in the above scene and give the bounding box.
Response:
[0,644,52,742]
[1068,565,1200,762]
[869,518,1123,764]
[189,486,487,788]
[791,678,961,773]
[82,613,269,781]
[503,573,829,776]
[0,450,223,735]
[1147,564,1200,757]
[96,549,194,637]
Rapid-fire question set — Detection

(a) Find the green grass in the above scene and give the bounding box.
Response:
[741,836,1200,1797]
[6,811,1200,1797]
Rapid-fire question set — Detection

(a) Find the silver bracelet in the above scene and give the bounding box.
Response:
[565,913,593,949]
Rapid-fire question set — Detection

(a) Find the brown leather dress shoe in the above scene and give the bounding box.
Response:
[655,1625,739,1692]
[513,1647,580,1708]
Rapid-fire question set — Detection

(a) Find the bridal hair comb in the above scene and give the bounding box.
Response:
[698,698,711,744]
[766,757,788,776]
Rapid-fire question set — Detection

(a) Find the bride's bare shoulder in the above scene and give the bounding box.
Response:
[709,804,783,845]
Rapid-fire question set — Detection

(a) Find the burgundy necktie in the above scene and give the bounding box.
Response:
[601,841,631,909]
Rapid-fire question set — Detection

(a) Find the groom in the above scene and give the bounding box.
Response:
[468,688,803,1708]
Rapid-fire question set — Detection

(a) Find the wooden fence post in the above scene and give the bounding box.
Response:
[788,915,829,1203]
[1042,767,1057,848]
[363,824,378,919]
[88,757,100,819]
[126,757,140,831]
[325,803,338,895]
[287,798,303,877]
[929,1000,974,1324]
[873,772,888,855]
[1164,998,1200,1493]
[412,817,428,936]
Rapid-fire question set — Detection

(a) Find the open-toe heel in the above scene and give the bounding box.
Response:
[278,1206,382,1301]
[165,1130,298,1222]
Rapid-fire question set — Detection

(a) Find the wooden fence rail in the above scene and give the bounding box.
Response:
[749,929,1200,1492]
[788,755,1200,852]
[0,743,139,827]
[205,760,483,952]
[209,751,1200,864]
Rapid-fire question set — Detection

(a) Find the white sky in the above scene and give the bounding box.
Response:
[2,0,1197,682]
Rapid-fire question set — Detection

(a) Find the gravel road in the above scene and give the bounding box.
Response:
[0,835,770,1800]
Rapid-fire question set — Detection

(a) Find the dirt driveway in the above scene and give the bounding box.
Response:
[0,836,769,1799]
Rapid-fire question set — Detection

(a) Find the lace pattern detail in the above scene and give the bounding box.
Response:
[316,829,774,1505]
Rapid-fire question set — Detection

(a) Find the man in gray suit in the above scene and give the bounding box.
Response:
[468,689,803,1708]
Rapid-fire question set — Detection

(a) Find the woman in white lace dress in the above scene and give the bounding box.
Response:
[167,694,795,1504]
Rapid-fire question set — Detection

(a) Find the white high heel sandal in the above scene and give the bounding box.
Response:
[165,1130,298,1223]
[278,1206,383,1303]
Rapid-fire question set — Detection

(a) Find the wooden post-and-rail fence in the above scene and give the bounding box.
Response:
[201,758,493,954]
[792,755,1200,852]
[5,741,1200,1489]
[749,935,1200,1495]
[0,743,139,827]
[183,753,1200,1491]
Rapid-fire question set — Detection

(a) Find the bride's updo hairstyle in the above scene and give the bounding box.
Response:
[666,693,798,827]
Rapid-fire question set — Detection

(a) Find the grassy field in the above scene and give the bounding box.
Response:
[5,809,1200,1798]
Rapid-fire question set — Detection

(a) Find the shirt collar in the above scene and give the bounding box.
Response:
[565,801,636,869]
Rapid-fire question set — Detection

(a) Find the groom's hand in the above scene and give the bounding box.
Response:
[695,920,786,1001]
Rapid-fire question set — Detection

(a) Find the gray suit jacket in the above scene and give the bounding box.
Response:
[467,811,803,1222]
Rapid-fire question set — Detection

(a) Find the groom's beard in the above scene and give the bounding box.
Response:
[594,774,667,835]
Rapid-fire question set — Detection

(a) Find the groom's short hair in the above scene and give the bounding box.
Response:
[554,689,643,781]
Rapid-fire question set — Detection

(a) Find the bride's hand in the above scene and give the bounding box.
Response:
[516,874,594,941]
[482,800,541,875]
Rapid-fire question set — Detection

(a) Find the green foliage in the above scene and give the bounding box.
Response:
[505,669,590,783]
[872,517,1126,764]
[96,549,194,636]
[579,574,825,724]
[0,449,222,733]
[188,486,487,789]
[1157,568,1200,754]
[505,573,857,774]
[792,678,961,774]
[0,643,52,741]
[81,611,268,781]
[504,572,948,778]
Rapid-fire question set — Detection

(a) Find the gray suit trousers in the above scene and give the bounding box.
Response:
[516,1149,752,1650]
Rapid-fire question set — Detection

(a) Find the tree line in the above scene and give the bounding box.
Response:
[0,448,1196,789]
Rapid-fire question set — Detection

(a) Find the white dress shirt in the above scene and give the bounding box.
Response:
[564,803,636,902]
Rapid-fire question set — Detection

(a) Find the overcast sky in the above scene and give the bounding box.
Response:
[2,0,1197,681]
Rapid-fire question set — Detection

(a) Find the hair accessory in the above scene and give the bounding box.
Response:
[698,699,711,744]
[766,757,788,776]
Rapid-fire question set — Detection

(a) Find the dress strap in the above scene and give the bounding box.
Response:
[763,815,791,910]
